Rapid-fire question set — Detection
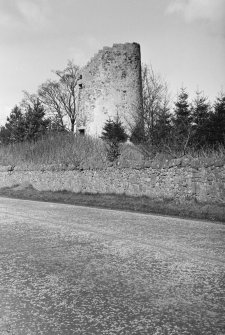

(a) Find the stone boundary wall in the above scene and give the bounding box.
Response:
[0,160,225,204]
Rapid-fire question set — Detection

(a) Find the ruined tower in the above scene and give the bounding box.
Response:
[77,42,143,136]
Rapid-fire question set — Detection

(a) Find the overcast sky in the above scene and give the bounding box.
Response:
[0,0,225,125]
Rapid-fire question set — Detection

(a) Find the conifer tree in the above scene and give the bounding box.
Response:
[1,100,50,144]
[153,102,172,146]
[23,99,50,141]
[130,122,146,144]
[209,93,225,146]
[191,91,211,148]
[101,118,127,143]
[101,118,128,161]
[172,88,192,153]
[173,88,191,130]
[5,105,26,143]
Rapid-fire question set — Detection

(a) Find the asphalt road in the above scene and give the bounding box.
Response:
[0,197,224,335]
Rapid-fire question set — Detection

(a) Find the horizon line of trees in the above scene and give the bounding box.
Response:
[0,61,225,157]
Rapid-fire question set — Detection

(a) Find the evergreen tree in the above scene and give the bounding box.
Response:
[173,88,191,130]
[2,100,50,144]
[130,121,145,144]
[209,93,225,146]
[172,88,192,152]
[101,118,128,143]
[191,91,211,148]
[23,99,50,141]
[153,102,172,146]
[101,118,128,161]
[5,105,26,143]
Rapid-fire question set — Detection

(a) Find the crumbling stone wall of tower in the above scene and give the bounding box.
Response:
[77,42,143,136]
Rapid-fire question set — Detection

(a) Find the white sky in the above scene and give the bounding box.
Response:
[0,0,225,125]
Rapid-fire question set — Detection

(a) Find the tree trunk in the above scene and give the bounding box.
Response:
[71,119,75,132]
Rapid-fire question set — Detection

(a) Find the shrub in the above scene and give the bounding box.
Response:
[101,118,128,161]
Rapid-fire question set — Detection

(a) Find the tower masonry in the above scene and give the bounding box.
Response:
[77,42,143,136]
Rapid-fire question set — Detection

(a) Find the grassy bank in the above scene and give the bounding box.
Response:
[0,184,224,223]
[0,132,108,169]
[0,132,225,169]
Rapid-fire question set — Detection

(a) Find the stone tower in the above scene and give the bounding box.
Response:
[77,42,143,136]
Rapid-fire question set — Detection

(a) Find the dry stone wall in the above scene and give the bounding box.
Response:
[77,43,142,135]
[0,160,225,205]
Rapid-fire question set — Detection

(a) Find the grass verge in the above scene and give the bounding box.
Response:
[0,184,224,223]
[1,132,225,170]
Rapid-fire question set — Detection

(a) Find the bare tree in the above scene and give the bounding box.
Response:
[38,80,65,130]
[130,64,171,147]
[141,64,171,144]
[38,60,81,132]
[21,91,39,110]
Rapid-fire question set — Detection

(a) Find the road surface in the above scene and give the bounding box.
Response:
[0,197,224,335]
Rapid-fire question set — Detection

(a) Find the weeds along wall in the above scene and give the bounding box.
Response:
[0,159,225,204]
[77,43,143,135]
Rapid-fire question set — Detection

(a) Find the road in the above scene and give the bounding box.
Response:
[0,197,224,335]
